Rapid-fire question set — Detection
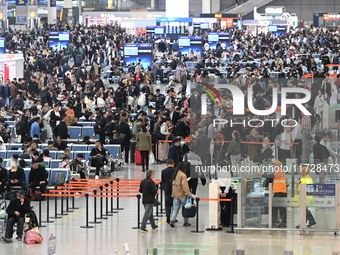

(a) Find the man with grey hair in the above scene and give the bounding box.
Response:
[139,170,159,233]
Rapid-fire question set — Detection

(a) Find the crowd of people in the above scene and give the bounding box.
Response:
[0,23,339,234]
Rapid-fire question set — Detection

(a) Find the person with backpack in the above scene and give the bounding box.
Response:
[3,190,31,242]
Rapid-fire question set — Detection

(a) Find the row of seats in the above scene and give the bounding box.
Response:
[3,158,87,169]
[8,168,69,187]
[0,144,121,161]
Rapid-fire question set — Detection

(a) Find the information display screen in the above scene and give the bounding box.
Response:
[178,36,202,56]
[208,32,230,49]
[48,31,70,50]
[124,43,153,69]
[0,37,5,54]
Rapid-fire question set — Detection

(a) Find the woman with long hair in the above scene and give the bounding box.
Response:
[170,162,193,228]
[136,124,152,172]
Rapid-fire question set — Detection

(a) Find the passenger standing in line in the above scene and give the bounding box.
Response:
[161,159,176,224]
[227,131,241,170]
[170,162,195,228]
[139,170,159,233]
[168,137,180,167]
[136,124,152,172]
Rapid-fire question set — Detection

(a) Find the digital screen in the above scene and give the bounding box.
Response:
[200,23,209,29]
[17,16,27,22]
[268,25,278,32]
[155,27,164,34]
[178,38,190,47]
[48,31,70,50]
[208,32,230,49]
[208,34,219,42]
[124,43,153,69]
[178,36,202,56]
[0,37,5,53]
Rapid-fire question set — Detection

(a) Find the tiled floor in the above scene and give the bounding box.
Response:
[1,163,340,255]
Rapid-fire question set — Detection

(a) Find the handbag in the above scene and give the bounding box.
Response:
[24,230,43,244]
[149,152,155,164]
[182,203,197,218]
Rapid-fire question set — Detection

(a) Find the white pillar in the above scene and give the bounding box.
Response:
[211,0,220,13]
[151,0,155,10]
[48,0,57,24]
[166,0,188,17]
[202,0,211,13]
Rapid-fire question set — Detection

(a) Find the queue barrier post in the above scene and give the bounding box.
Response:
[80,194,94,229]
[71,189,79,210]
[98,186,108,220]
[160,185,165,214]
[194,249,199,255]
[65,181,73,213]
[89,190,101,224]
[105,183,113,217]
[132,194,141,229]
[59,185,68,216]
[191,198,204,233]
[110,181,118,214]
[50,190,62,219]
[226,198,235,234]
[41,190,54,223]
[38,195,46,228]
[115,178,124,210]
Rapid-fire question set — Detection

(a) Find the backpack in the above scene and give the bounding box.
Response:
[94,123,102,134]
[137,93,146,106]
[55,172,65,186]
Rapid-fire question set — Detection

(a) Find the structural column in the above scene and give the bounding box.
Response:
[166,0,188,17]
[48,0,57,24]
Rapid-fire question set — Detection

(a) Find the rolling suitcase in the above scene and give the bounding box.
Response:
[135,150,142,165]
[130,141,137,163]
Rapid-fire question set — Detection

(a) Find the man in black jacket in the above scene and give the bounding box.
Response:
[58,115,70,140]
[90,141,109,179]
[168,138,180,167]
[4,190,31,242]
[139,170,159,233]
[313,136,326,163]
[161,159,175,224]
[119,112,132,163]
[27,159,48,194]
[174,114,190,138]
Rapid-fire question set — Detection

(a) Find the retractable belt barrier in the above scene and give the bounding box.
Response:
[38,178,150,229]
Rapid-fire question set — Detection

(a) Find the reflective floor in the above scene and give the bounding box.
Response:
[1,163,340,255]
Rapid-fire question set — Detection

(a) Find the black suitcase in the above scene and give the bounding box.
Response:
[130,141,137,163]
